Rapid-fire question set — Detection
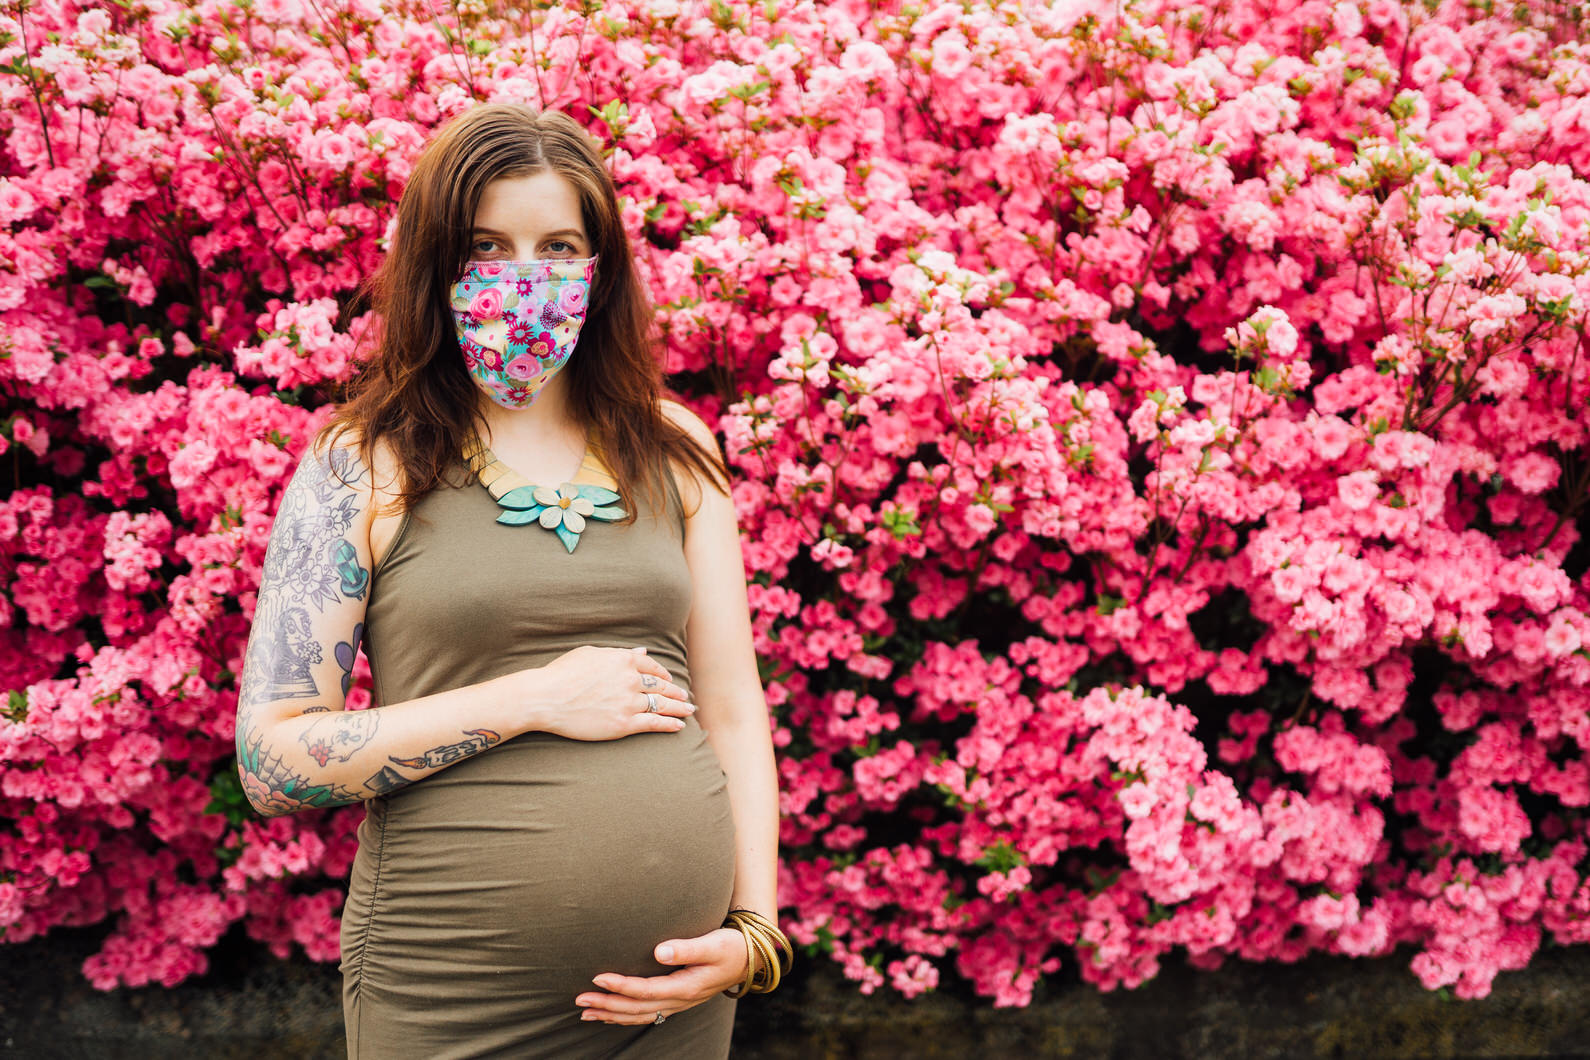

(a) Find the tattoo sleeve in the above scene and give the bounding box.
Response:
[236,448,387,814]
[236,449,511,817]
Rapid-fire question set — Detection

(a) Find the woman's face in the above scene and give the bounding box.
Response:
[468,169,591,263]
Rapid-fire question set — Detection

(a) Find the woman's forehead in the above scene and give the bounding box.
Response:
[473,171,586,237]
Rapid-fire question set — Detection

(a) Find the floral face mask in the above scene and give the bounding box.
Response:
[448,256,597,409]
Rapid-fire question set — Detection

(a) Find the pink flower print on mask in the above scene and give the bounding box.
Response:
[557,283,587,316]
[468,286,505,322]
[474,341,504,372]
[473,261,512,280]
[460,334,491,370]
[539,301,568,329]
[526,331,557,360]
[504,356,544,383]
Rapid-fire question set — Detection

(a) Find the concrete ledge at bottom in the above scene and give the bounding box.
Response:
[3,927,1588,1059]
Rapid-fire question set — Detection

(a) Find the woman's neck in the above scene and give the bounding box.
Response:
[479,376,581,447]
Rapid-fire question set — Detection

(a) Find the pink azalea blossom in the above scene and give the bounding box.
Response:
[2,0,1589,1008]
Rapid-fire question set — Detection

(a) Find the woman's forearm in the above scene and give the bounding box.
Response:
[236,670,541,816]
[236,644,693,816]
[704,710,781,919]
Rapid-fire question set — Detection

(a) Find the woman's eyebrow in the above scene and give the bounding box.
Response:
[470,225,587,241]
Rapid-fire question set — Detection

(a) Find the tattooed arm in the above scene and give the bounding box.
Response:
[235,438,698,817]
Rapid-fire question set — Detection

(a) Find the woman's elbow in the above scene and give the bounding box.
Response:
[236,762,306,818]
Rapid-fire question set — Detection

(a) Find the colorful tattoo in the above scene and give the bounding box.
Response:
[364,766,408,795]
[299,709,380,768]
[335,539,370,599]
[389,729,502,770]
[334,622,365,697]
[236,725,362,815]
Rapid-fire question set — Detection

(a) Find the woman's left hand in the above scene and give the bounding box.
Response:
[576,927,749,1024]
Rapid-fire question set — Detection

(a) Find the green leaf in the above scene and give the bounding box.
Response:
[496,507,547,526]
[974,839,1025,874]
[205,764,251,828]
[881,506,921,539]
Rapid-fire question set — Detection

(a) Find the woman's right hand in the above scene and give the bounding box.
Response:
[527,645,695,741]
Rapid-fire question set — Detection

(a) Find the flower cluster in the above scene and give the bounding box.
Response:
[2,0,1589,1005]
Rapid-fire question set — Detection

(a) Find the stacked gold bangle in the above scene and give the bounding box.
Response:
[720,908,794,998]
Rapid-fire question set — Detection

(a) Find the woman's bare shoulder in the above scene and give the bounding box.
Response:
[658,398,723,518]
[316,424,404,510]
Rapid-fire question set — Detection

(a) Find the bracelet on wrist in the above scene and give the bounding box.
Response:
[721,908,793,998]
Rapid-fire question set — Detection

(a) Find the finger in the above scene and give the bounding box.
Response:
[578,991,687,1015]
[633,653,674,684]
[581,1006,676,1026]
[655,937,715,966]
[638,690,694,718]
[633,712,687,734]
[590,968,706,1001]
[636,670,692,704]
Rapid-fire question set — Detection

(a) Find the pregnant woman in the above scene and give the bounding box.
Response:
[233,103,786,1057]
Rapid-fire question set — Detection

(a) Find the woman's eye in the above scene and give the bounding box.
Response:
[547,240,579,257]
[471,239,498,255]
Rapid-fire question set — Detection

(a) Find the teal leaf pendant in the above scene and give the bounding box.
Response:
[496,485,543,511]
[491,482,626,552]
[496,506,547,526]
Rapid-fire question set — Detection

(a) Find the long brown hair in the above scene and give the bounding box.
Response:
[325,104,727,520]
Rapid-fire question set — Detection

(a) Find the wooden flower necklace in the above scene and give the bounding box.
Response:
[463,438,627,553]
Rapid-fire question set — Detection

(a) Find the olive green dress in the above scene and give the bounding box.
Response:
[340,448,738,1058]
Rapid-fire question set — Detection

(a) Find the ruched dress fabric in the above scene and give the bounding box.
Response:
[340,455,738,1059]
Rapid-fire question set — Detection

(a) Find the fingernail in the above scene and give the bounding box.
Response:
[581,1012,597,1021]
[576,999,591,1007]
[658,944,674,961]
[592,976,606,987]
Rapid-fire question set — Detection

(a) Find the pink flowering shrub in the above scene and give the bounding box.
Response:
[3,0,1590,1004]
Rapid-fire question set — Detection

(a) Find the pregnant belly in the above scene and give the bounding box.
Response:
[341,717,737,1011]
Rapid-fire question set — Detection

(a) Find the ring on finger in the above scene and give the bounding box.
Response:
[645,692,659,713]
[653,1010,667,1025]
